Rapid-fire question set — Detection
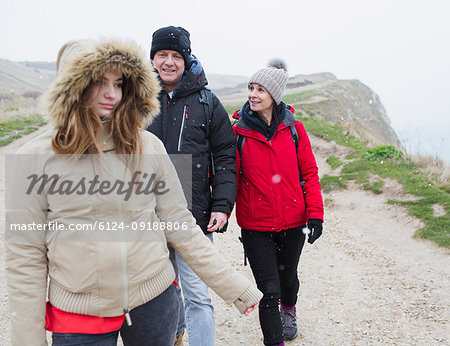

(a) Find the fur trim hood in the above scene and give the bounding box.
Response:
[45,39,161,127]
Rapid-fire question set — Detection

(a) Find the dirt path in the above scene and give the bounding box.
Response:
[1,128,448,345]
[211,136,449,345]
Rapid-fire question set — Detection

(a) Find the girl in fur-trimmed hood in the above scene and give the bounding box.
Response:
[47,39,161,155]
[6,39,262,345]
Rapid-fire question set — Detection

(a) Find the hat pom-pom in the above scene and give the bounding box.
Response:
[268,58,287,72]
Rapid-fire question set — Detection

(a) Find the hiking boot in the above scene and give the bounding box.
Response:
[174,329,185,346]
[280,305,298,340]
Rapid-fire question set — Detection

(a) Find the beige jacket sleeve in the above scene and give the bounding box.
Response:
[5,155,49,345]
[151,141,263,313]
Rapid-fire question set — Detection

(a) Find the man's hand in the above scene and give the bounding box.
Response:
[207,212,228,232]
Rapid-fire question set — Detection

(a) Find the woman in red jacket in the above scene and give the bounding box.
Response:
[233,59,324,346]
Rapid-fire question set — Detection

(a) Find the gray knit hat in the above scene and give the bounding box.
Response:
[248,58,288,105]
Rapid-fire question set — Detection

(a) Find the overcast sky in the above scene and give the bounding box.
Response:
[1,0,449,162]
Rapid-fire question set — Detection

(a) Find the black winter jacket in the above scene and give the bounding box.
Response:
[147,58,236,232]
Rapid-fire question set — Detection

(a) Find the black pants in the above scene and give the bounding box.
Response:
[241,227,306,346]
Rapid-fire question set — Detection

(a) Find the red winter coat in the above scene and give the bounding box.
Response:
[233,104,323,232]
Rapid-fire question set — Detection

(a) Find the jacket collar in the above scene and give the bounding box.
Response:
[236,101,297,134]
[171,56,208,98]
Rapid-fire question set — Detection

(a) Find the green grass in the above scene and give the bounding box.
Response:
[363,145,403,161]
[282,90,319,105]
[320,175,347,193]
[298,116,449,248]
[297,103,318,117]
[295,99,334,118]
[0,114,46,147]
[224,103,245,116]
[0,134,22,146]
[362,179,385,194]
[300,117,367,158]
[326,155,344,169]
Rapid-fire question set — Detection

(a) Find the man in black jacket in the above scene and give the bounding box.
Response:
[147,26,236,346]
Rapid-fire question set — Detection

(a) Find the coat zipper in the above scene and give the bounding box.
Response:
[177,105,188,152]
[107,154,132,326]
[119,193,131,325]
[122,245,132,325]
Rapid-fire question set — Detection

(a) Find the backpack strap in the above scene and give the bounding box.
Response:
[199,88,214,137]
[236,134,246,176]
[199,88,215,176]
[289,124,299,149]
[289,125,305,187]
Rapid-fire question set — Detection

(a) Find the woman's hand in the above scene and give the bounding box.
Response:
[307,218,323,244]
[244,303,259,316]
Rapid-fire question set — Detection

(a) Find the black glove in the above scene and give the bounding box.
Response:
[215,221,228,234]
[307,219,323,244]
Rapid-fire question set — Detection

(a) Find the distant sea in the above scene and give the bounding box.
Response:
[394,123,449,165]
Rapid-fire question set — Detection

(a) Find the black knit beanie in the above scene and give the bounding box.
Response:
[150,26,191,65]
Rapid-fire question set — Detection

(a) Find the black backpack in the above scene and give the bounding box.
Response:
[199,88,229,233]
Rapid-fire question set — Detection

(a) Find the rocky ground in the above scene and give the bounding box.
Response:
[0,125,448,345]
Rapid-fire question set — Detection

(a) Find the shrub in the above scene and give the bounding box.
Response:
[363,145,403,161]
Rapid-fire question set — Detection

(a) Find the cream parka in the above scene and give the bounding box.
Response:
[5,40,262,345]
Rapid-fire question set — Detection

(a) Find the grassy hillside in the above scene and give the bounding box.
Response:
[0,59,54,96]
[0,59,54,122]
[300,116,449,248]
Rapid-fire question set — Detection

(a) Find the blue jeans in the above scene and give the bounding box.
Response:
[174,232,215,346]
[52,283,178,346]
